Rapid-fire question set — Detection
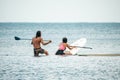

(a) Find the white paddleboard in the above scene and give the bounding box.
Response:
[65,38,87,55]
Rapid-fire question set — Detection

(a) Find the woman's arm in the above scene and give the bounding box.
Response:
[66,44,76,50]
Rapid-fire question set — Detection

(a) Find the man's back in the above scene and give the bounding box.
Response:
[32,37,41,48]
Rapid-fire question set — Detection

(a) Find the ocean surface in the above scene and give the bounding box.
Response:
[0,23,120,80]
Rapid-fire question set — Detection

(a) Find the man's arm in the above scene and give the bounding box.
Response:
[41,38,51,45]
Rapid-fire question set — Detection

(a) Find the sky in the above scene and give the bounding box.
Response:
[0,0,120,22]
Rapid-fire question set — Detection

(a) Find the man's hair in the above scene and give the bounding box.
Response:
[36,31,41,38]
[63,37,67,43]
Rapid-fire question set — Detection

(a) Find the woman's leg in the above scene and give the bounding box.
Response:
[64,51,72,55]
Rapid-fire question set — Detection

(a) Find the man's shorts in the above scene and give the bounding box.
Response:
[34,48,45,56]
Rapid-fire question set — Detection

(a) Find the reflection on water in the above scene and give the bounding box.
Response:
[0,56,120,80]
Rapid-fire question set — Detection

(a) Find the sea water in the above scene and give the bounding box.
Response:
[0,23,120,80]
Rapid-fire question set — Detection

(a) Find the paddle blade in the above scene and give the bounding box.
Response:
[14,36,20,40]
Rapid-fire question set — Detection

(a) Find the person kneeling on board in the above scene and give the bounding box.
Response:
[55,37,76,55]
[31,31,52,56]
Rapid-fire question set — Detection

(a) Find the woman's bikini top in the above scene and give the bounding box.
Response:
[59,43,66,50]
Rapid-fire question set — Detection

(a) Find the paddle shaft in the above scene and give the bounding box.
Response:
[14,36,50,41]
[17,39,49,41]
[71,46,92,49]
[77,46,92,49]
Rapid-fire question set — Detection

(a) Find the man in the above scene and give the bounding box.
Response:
[31,31,52,56]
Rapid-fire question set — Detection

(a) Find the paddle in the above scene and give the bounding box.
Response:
[15,36,92,49]
[76,46,92,49]
[70,46,92,49]
[14,36,50,41]
[14,36,31,40]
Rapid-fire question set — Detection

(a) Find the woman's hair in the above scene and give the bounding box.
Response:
[36,31,41,38]
[63,37,67,43]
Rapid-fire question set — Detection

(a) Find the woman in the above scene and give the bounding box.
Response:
[55,37,76,55]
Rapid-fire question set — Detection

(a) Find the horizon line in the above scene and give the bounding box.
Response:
[0,21,120,23]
